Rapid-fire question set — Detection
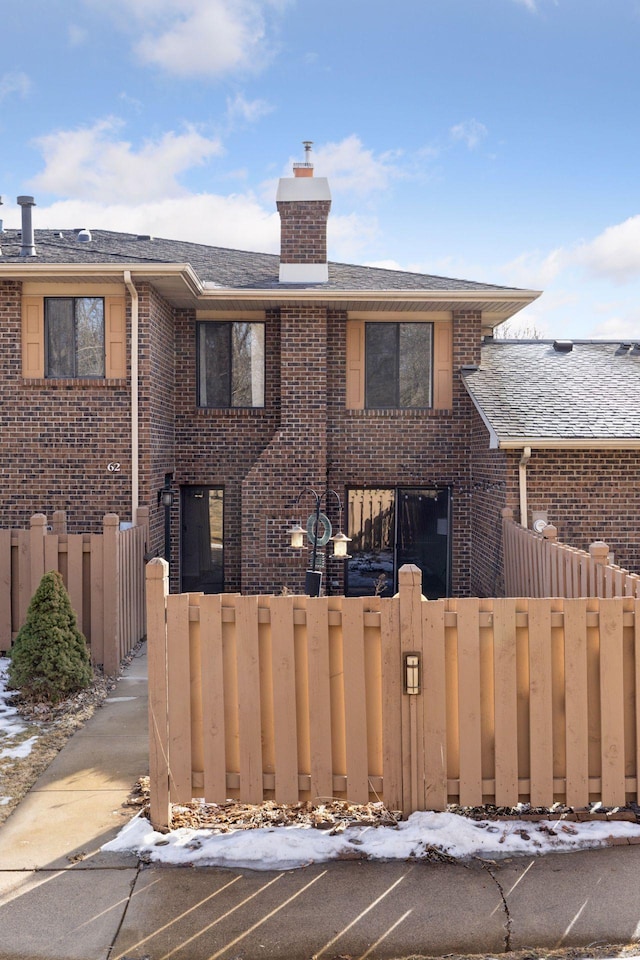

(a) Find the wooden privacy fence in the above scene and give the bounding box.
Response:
[503,508,640,599]
[0,509,148,675]
[147,558,640,830]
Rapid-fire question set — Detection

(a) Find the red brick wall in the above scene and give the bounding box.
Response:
[513,447,640,574]
[138,283,177,555]
[173,308,281,593]
[277,200,331,264]
[469,408,514,596]
[0,279,133,533]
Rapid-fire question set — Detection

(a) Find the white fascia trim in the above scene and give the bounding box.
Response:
[0,261,202,292]
[498,438,640,450]
[278,263,329,284]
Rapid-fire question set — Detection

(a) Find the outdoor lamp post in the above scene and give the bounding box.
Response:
[288,487,351,596]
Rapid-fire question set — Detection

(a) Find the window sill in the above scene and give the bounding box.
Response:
[21,378,128,388]
[347,407,446,417]
[195,406,267,417]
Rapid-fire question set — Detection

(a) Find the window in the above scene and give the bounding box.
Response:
[45,297,105,378]
[197,321,265,408]
[365,322,432,408]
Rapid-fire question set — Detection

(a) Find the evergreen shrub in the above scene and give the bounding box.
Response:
[8,570,92,703]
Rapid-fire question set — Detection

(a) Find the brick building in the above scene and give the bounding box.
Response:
[1,161,637,598]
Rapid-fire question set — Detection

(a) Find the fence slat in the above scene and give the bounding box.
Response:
[269,595,299,804]
[380,597,402,813]
[166,593,192,804]
[456,599,483,806]
[493,599,519,806]
[236,594,264,804]
[0,531,11,649]
[200,595,227,802]
[146,558,170,831]
[423,599,448,810]
[342,598,370,803]
[67,535,84,635]
[599,598,626,805]
[307,598,333,801]
[528,599,554,805]
[564,599,589,806]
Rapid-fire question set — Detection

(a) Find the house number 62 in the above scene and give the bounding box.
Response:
[107,462,121,473]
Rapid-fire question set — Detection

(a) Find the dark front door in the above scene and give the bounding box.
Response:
[346,487,451,599]
[181,486,224,593]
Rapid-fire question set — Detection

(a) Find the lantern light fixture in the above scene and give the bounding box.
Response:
[288,522,306,549]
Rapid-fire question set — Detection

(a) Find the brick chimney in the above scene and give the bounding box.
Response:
[276,141,331,284]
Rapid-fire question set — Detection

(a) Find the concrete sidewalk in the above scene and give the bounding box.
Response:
[2,649,640,960]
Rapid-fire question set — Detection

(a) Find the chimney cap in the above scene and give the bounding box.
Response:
[17,195,36,207]
[293,140,314,178]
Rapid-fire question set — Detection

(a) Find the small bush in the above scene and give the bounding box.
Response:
[8,570,92,704]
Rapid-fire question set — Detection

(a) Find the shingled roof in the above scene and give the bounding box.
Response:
[0,227,526,294]
[463,340,640,447]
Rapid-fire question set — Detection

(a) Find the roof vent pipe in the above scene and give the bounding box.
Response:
[17,196,36,257]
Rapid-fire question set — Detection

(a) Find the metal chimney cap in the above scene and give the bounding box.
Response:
[17,195,36,207]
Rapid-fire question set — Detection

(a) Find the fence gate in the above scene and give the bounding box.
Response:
[146,559,640,830]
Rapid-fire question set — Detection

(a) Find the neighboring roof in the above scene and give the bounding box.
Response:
[0,228,539,321]
[463,339,640,448]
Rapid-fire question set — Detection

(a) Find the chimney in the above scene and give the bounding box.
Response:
[17,196,36,257]
[276,141,331,284]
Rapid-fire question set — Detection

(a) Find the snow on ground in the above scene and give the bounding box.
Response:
[0,657,38,762]
[103,807,640,871]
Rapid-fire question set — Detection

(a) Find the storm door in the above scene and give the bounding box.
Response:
[181,487,224,593]
[346,487,451,599]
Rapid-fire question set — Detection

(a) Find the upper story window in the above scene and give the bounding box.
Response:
[197,321,265,408]
[365,322,433,408]
[45,297,105,378]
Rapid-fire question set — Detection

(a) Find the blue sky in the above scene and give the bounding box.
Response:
[1,0,640,338]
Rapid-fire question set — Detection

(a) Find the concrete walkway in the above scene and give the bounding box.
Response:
[2,648,640,960]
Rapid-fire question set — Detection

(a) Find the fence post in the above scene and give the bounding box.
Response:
[102,514,120,676]
[501,508,514,596]
[589,541,609,597]
[146,558,171,831]
[51,511,67,535]
[398,563,423,814]
[29,514,47,597]
[542,524,557,597]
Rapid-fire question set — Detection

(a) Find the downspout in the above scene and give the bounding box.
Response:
[519,446,532,527]
[124,271,139,522]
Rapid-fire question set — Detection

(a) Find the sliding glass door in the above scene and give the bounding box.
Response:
[346,487,451,599]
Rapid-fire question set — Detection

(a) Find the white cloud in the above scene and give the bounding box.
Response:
[586,313,640,340]
[575,215,640,283]
[68,24,88,47]
[0,72,31,101]
[30,118,223,203]
[6,193,280,253]
[450,119,488,150]
[105,0,289,79]
[226,92,273,125]
[498,247,565,289]
[296,135,403,197]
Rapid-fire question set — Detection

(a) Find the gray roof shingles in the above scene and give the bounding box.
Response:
[464,340,640,442]
[0,228,526,294]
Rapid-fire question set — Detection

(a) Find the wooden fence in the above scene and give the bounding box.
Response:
[502,508,640,599]
[0,509,148,675]
[146,558,640,829]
